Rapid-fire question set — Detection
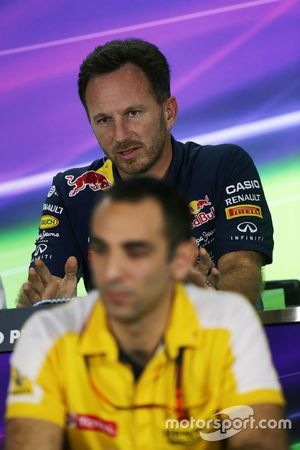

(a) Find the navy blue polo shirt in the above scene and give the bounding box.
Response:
[31,137,273,291]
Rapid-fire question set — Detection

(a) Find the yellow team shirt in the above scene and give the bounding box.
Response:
[6,284,284,449]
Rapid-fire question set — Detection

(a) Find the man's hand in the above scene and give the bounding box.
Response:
[17,257,78,307]
[186,245,220,289]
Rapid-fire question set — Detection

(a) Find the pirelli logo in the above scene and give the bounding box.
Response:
[225,204,263,220]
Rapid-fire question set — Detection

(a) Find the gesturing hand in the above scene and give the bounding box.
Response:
[17,256,78,307]
[186,245,220,290]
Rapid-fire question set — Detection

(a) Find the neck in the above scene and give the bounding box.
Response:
[145,135,173,180]
[108,286,174,367]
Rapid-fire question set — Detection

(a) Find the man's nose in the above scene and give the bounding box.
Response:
[113,118,131,144]
[104,253,125,281]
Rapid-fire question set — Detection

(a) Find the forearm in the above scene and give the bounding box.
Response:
[229,444,286,450]
[5,419,63,450]
[227,405,288,450]
[227,428,288,450]
[217,251,263,305]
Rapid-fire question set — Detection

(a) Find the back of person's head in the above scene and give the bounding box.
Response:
[78,38,171,110]
[91,177,192,259]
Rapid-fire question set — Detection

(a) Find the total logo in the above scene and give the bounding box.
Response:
[39,215,59,229]
[237,222,257,233]
[189,196,215,229]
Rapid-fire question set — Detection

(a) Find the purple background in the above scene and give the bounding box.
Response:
[1,0,299,228]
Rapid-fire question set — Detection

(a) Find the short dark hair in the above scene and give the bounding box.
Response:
[78,38,171,110]
[91,177,192,259]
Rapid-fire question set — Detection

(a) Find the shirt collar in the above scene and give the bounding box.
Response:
[78,283,202,361]
[163,283,202,359]
[78,300,119,360]
[163,136,184,186]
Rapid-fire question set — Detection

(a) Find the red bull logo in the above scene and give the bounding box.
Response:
[189,196,215,229]
[189,196,211,215]
[65,171,112,197]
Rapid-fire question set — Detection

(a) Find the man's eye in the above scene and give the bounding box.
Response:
[96,117,110,125]
[127,248,150,258]
[127,110,141,118]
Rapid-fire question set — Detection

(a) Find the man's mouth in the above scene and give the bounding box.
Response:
[105,290,131,304]
[118,146,140,159]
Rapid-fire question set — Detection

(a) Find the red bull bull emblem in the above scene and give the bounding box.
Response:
[189,196,215,229]
[65,171,112,197]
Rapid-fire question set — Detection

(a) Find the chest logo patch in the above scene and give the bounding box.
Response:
[189,196,215,229]
[67,413,117,436]
[39,215,59,229]
[65,171,112,197]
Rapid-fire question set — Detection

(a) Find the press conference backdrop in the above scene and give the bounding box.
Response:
[0,0,299,308]
[0,307,300,446]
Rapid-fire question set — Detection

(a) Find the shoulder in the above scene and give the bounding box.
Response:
[53,159,107,182]
[174,139,253,172]
[50,158,114,198]
[174,141,250,158]
[11,292,99,371]
[185,284,261,333]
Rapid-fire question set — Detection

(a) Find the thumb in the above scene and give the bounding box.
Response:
[64,256,78,280]
[56,256,78,298]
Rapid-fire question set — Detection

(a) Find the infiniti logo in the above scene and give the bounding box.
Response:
[237,222,257,233]
[33,244,48,257]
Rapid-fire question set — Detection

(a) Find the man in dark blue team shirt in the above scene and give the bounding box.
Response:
[18,39,273,307]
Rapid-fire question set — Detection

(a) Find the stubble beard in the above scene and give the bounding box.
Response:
[106,114,169,177]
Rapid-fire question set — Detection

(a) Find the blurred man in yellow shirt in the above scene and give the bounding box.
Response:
[6,178,287,450]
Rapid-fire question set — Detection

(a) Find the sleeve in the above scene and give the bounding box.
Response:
[218,295,284,409]
[5,313,66,427]
[211,145,274,265]
[29,174,83,279]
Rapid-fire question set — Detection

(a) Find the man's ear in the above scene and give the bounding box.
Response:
[170,239,197,281]
[163,96,178,130]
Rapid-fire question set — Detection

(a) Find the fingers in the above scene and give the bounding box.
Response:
[40,277,60,301]
[33,259,53,287]
[55,257,78,298]
[206,267,220,288]
[64,256,78,280]
[24,260,55,302]
[197,247,213,275]
[186,246,221,290]
[186,267,207,287]
[186,267,219,289]
[19,257,78,306]
[28,267,45,296]
[16,282,40,307]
